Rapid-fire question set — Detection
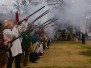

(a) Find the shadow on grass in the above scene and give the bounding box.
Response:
[80,50,91,57]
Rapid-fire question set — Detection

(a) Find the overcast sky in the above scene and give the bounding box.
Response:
[0,0,13,5]
[0,0,15,14]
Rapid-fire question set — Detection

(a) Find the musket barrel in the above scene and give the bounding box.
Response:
[18,6,45,25]
[40,18,58,28]
[9,9,49,43]
[6,8,50,51]
[26,6,45,18]
[29,9,49,25]
[39,18,53,27]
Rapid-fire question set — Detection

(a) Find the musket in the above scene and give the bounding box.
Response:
[6,17,53,45]
[29,9,49,26]
[38,18,54,27]
[9,28,33,43]
[8,9,49,44]
[6,29,33,50]
[18,6,45,25]
[40,18,58,29]
[26,9,49,35]
[3,8,49,50]
[15,10,49,39]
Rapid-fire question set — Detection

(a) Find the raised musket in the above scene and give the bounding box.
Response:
[40,18,58,29]
[7,9,49,49]
[18,6,45,25]
[15,9,49,42]
[38,18,54,28]
[28,9,49,25]
[7,26,34,50]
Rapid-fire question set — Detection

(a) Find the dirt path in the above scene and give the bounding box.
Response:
[25,41,91,68]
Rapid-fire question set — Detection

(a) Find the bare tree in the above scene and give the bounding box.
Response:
[12,0,29,14]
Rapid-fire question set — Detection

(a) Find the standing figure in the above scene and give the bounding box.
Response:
[0,25,8,68]
[3,19,22,68]
[82,33,85,44]
[18,19,31,66]
[21,34,31,66]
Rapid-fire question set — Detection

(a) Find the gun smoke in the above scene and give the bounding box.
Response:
[0,0,91,39]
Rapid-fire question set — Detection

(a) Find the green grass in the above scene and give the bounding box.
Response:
[53,41,91,49]
[28,41,91,68]
[80,50,91,57]
[27,65,91,68]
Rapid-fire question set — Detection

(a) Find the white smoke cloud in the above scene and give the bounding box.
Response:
[1,0,91,37]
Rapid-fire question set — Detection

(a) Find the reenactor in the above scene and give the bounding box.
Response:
[0,23,8,68]
[82,33,85,44]
[3,19,22,68]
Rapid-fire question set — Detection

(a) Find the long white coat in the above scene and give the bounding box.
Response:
[3,27,22,57]
[11,27,22,57]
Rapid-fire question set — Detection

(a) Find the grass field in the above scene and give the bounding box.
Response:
[25,41,91,68]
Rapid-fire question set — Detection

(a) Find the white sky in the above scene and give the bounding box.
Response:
[0,0,13,5]
[0,0,15,14]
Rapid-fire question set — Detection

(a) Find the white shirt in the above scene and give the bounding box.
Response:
[11,27,22,57]
[3,27,22,57]
[18,21,28,33]
[3,29,13,42]
[3,29,13,47]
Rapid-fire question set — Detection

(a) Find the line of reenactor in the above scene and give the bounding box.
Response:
[55,29,86,44]
[0,6,57,68]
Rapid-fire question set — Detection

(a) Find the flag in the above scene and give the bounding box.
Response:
[14,11,19,25]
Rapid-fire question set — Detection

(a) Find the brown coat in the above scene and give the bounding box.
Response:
[0,32,8,67]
